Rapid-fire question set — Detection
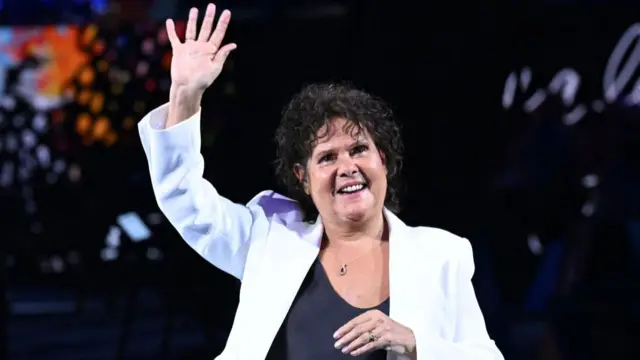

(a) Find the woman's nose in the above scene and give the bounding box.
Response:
[337,157,359,177]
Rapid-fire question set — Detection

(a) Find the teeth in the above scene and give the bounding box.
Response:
[340,184,364,193]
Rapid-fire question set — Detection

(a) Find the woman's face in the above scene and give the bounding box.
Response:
[295,117,387,225]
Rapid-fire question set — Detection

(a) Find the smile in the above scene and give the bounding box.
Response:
[337,183,367,194]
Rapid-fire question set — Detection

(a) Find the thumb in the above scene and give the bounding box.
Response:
[212,43,237,68]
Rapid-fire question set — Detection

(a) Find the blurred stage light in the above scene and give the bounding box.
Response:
[100,211,160,262]
[0,25,89,231]
[0,95,69,190]
[100,247,118,262]
[117,212,151,242]
[61,23,174,148]
[1,22,223,241]
[527,234,543,256]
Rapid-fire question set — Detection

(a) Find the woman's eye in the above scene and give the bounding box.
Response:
[320,154,334,163]
[351,145,367,155]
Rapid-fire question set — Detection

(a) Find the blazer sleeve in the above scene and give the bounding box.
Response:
[415,239,504,360]
[138,103,255,280]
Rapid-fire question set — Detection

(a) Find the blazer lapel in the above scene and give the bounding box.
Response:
[386,210,422,360]
[244,218,323,360]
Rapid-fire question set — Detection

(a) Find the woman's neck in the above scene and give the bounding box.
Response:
[323,212,387,246]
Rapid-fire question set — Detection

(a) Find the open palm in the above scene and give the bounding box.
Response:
[165,3,236,92]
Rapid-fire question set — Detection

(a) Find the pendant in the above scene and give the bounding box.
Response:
[339,264,347,276]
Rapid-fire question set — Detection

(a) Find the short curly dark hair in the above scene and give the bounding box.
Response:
[274,83,404,222]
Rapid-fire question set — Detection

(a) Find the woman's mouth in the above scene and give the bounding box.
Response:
[336,183,368,195]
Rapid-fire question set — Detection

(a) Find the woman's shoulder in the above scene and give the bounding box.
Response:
[246,190,305,224]
[405,225,472,259]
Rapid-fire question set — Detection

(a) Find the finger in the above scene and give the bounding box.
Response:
[342,328,385,355]
[165,19,180,47]
[211,43,237,68]
[349,335,387,357]
[334,319,376,349]
[185,7,198,41]
[209,9,231,50]
[197,3,216,42]
[333,310,378,339]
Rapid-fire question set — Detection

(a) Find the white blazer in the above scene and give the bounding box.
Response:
[138,104,504,360]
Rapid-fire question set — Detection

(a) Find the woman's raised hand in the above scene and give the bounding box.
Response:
[165,3,236,95]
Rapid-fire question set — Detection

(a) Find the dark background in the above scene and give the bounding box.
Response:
[1,0,639,359]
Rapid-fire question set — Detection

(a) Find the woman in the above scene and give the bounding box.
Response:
[138,4,504,359]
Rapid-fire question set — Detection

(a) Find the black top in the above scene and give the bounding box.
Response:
[266,258,390,359]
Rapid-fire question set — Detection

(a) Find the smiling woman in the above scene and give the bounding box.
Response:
[276,83,403,225]
[138,3,504,360]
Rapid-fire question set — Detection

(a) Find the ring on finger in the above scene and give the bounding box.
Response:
[367,331,380,342]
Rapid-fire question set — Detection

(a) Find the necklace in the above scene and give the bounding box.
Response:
[325,224,385,276]
[333,244,376,276]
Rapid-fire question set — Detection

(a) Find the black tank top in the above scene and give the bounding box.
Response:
[266,257,390,359]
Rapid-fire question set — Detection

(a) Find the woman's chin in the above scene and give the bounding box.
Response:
[344,211,366,223]
[340,204,374,223]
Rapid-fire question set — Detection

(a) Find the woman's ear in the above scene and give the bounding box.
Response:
[294,164,309,194]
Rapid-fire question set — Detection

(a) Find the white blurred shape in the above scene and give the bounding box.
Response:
[527,234,543,256]
[548,68,581,106]
[502,72,517,109]
[100,248,119,262]
[1,95,16,110]
[563,105,587,125]
[21,128,36,149]
[581,201,596,217]
[68,164,82,182]
[36,145,51,167]
[50,256,65,273]
[105,226,122,248]
[117,212,152,242]
[32,113,48,133]
[523,90,546,113]
[603,23,640,103]
[581,174,599,188]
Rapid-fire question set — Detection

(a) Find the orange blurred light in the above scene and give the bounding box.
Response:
[82,25,98,46]
[79,67,95,85]
[93,116,110,139]
[76,113,92,134]
[77,90,92,105]
[90,93,104,114]
[104,131,118,146]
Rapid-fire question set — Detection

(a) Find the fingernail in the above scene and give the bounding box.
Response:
[334,341,340,348]
[333,331,339,339]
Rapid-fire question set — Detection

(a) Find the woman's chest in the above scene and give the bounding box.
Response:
[319,243,391,308]
[268,260,390,360]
